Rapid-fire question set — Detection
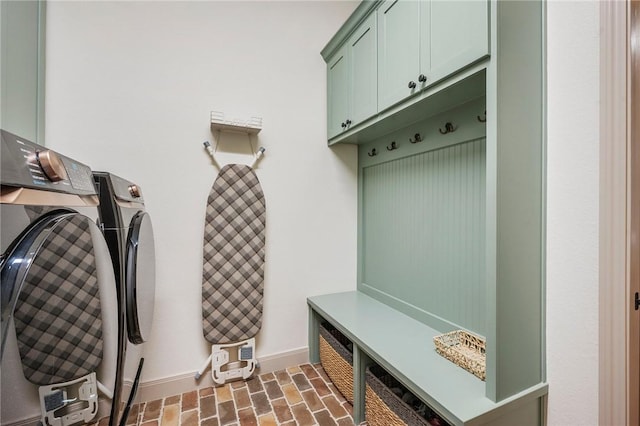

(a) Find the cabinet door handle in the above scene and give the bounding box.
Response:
[345,119,352,126]
[408,81,417,89]
[418,74,427,83]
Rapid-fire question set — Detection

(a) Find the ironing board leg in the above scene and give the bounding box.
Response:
[194,354,213,380]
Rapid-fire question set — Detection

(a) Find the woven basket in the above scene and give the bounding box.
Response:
[433,330,486,381]
[365,365,449,426]
[318,322,353,403]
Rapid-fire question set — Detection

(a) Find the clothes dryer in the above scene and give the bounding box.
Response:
[0,130,118,426]
[93,172,156,426]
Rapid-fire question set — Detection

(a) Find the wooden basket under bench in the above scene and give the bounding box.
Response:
[318,321,354,403]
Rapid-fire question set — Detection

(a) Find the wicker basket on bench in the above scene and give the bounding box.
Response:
[318,322,353,403]
[433,330,486,381]
[365,365,450,426]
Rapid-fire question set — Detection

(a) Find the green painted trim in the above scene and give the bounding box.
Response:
[352,346,369,424]
[36,0,47,145]
[0,2,4,132]
[484,0,545,402]
[495,0,545,402]
[320,0,381,61]
[539,0,548,385]
[307,306,320,364]
[36,0,45,145]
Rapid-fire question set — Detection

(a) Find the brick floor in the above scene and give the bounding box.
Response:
[106,363,357,426]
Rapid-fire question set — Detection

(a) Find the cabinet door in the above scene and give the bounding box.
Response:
[348,13,377,126]
[427,0,489,85]
[327,46,350,140]
[377,0,421,112]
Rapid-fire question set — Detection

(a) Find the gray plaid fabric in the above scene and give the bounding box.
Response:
[203,164,265,344]
[24,205,54,222]
[13,214,103,385]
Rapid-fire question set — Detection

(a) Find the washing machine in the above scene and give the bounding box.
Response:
[93,172,156,426]
[0,129,118,426]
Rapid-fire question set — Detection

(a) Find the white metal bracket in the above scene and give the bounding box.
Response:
[38,373,99,426]
[194,338,257,385]
[204,111,266,170]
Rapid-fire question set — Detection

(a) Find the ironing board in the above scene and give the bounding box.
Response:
[13,214,104,426]
[201,163,265,384]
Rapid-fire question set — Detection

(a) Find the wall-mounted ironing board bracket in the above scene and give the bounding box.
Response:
[204,112,266,170]
[210,111,262,135]
[38,372,101,426]
[194,337,258,385]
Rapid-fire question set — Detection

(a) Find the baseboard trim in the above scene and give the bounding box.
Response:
[136,347,309,403]
[4,396,112,426]
[3,417,39,426]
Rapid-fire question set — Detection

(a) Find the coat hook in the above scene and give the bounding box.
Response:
[409,133,422,144]
[368,148,377,157]
[386,141,398,151]
[439,122,456,135]
[477,111,486,123]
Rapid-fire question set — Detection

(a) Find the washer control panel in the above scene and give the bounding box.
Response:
[1,129,97,195]
[96,172,144,204]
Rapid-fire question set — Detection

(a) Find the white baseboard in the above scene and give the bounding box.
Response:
[136,347,309,403]
[3,417,39,426]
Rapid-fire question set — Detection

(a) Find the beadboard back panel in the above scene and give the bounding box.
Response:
[359,137,486,335]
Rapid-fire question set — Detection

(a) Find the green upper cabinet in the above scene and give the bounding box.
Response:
[327,13,377,140]
[349,14,377,128]
[327,46,350,139]
[377,0,489,113]
[323,0,490,144]
[377,0,421,112]
[428,1,489,84]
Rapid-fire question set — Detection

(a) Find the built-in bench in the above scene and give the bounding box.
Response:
[307,291,548,426]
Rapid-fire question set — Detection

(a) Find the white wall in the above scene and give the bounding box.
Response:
[45,0,359,383]
[546,1,600,424]
[45,0,603,423]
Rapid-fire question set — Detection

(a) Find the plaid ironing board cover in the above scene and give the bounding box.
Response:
[13,214,104,385]
[202,164,266,344]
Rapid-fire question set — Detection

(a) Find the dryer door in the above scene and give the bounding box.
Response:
[1,209,114,382]
[125,211,156,344]
[1,206,118,424]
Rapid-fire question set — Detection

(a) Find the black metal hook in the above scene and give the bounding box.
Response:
[409,133,422,144]
[439,122,456,135]
[386,141,398,151]
[368,148,377,157]
[477,111,486,123]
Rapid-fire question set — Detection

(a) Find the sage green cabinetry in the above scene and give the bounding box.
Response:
[376,0,422,110]
[327,46,349,139]
[428,1,489,86]
[327,13,377,139]
[0,0,46,143]
[312,0,546,424]
[377,0,489,112]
